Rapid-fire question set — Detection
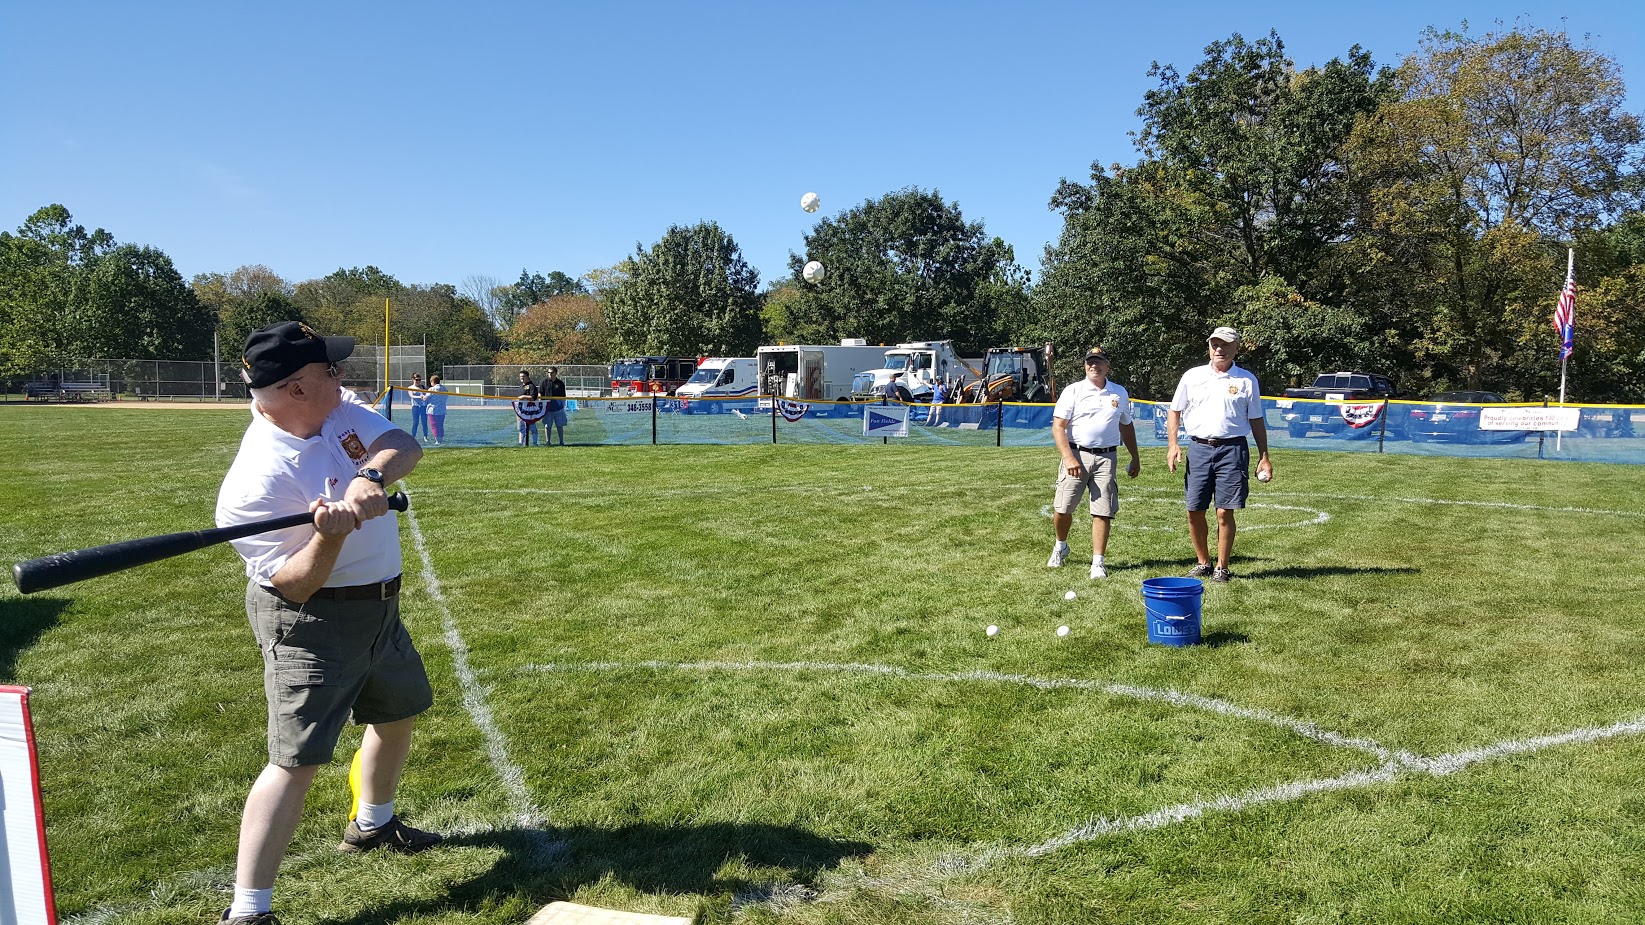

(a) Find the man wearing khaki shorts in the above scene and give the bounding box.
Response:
[214,322,442,925]
[1048,347,1141,579]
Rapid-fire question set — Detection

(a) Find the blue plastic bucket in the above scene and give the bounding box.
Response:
[1142,577,1204,646]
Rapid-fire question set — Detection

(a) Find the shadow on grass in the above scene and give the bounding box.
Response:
[1248,565,1420,580]
[321,821,874,924]
[1201,630,1252,647]
[0,596,67,682]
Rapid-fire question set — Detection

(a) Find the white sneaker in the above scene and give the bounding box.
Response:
[1047,542,1070,568]
[1090,561,1108,579]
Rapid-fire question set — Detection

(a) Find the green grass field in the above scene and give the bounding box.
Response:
[4,407,1645,924]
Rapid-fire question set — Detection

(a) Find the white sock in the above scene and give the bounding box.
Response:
[229,886,273,917]
[1054,540,1069,549]
[1092,555,1104,566]
[356,800,395,830]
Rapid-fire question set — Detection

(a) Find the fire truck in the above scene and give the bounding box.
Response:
[609,356,698,396]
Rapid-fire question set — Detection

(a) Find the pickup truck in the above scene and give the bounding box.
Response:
[1277,372,1398,438]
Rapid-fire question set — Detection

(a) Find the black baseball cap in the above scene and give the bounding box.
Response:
[1084,347,1111,363]
[241,321,355,388]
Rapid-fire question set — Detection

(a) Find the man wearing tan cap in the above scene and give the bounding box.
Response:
[1165,326,1273,583]
[1048,347,1140,579]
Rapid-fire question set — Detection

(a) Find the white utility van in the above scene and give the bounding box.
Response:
[675,357,757,403]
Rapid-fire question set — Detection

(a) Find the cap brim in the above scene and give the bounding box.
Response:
[323,335,356,362]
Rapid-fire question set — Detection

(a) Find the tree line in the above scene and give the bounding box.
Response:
[2,22,1641,401]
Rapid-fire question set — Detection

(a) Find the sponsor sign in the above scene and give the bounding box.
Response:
[1338,402,1384,429]
[1480,406,1580,431]
[597,400,654,414]
[864,404,910,437]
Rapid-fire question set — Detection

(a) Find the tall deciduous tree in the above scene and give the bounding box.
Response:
[0,205,208,374]
[784,188,1024,353]
[1345,22,1643,394]
[498,294,610,365]
[1034,35,1393,395]
[604,222,761,356]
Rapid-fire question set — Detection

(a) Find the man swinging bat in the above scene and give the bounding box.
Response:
[213,322,442,925]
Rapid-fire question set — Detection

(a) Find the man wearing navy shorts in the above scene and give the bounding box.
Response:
[1165,326,1274,583]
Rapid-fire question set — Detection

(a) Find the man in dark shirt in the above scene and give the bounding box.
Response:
[516,370,540,446]
[543,367,569,446]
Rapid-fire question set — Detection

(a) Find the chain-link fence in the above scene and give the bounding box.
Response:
[438,364,609,397]
[6,348,427,402]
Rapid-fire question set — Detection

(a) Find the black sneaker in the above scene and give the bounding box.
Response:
[339,815,443,854]
[222,911,281,925]
[1211,567,1232,583]
[1186,563,1214,578]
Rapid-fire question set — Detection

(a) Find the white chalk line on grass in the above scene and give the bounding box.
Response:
[523,660,1401,762]
[522,659,1645,871]
[404,489,563,861]
[1257,490,1645,519]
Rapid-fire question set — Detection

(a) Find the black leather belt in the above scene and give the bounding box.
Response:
[306,575,402,601]
[1076,445,1117,454]
[1190,436,1245,447]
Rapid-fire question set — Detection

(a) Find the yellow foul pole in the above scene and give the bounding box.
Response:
[383,297,392,393]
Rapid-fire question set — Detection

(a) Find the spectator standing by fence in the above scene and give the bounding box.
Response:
[1165,326,1273,583]
[516,370,540,447]
[426,375,448,445]
[1047,347,1140,579]
[927,378,947,426]
[543,367,568,446]
[407,374,429,442]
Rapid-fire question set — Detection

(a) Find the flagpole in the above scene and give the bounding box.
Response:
[1556,248,1572,451]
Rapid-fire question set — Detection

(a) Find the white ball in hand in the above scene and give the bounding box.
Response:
[1256,469,1272,483]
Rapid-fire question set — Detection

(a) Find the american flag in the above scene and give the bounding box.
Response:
[1553,269,1576,362]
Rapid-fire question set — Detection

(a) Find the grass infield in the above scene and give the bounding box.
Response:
[3,407,1645,924]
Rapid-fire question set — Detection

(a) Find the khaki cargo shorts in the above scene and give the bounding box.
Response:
[247,581,434,767]
[1053,447,1120,518]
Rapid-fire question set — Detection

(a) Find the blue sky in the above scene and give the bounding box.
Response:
[2,1,1640,293]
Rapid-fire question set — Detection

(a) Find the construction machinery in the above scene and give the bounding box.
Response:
[958,344,1056,403]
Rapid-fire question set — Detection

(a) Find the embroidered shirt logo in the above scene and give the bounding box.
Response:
[340,431,368,462]
[1228,384,1239,395]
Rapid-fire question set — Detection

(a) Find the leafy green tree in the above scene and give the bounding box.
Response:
[389,284,502,370]
[0,205,208,373]
[784,188,1024,353]
[194,265,297,352]
[1344,21,1643,394]
[0,205,114,376]
[604,222,762,356]
[77,244,213,358]
[1033,34,1394,395]
[493,269,589,330]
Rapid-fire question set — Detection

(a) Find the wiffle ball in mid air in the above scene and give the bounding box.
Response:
[801,191,821,213]
[802,260,826,284]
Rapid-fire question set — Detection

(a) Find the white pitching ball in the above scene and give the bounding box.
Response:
[1257,469,1272,482]
[802,260,826,284]
[801,191,821,213]
[986,624,999,637]
[1064,590,1077,601]
[1056,625,1071,637]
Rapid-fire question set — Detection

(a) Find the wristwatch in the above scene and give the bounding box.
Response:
[354,467,385,486]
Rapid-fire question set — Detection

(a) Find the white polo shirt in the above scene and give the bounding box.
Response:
[1053,377,1134,449]
[1168,363,1263,439]
[216,390,402,586]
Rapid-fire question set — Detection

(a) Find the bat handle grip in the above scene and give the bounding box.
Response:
[387,491,409,512]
